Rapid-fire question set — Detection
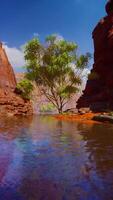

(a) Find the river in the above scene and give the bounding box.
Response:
[0,115,113,200]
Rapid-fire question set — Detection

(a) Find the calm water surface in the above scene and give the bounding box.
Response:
[0,115,113,200]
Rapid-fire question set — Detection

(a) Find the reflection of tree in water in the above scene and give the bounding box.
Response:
[77,123,113,176]
[18,118,82,200]
[1,116,113,199]
[53,120,84,155]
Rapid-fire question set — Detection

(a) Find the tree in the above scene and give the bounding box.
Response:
[24,35,91,113]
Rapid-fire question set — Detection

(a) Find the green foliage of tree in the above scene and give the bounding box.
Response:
[16,79,33,100]
[40,103,55,113]
[24,34,91,113]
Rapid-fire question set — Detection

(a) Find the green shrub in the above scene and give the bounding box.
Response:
[40,103,55,113]
[16,79,33,100]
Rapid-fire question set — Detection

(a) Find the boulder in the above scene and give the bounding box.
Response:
[78,107,91,114]
[64,108,78,114]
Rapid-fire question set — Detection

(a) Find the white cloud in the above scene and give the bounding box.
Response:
[33,32,39,37]
[3,44,25,71]
[55,34,64,42]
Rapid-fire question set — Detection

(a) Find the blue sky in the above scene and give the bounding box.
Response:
[0,0,106,70]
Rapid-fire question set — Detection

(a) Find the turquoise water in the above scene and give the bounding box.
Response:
[0,115,113,200]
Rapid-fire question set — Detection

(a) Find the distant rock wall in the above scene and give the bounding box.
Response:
[77,0,113,111]
[16,73,80,114]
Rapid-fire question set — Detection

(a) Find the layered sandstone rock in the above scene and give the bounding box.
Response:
[77,0,113,111]
[0,44,33,115]
[0,89,33,116]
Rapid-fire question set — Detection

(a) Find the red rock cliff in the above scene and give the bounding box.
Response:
[77,0,113,111]
[0,43,16,90]
[0,43,33,115]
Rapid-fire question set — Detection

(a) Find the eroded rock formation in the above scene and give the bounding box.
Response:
[0,89,33,115]
[77,0,113,111]
[0,44,33,115]
[0,43,16,90]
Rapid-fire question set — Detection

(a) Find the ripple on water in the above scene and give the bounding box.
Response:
[0,115,113,199]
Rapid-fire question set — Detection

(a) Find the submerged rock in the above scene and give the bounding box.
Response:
[77,1,113,111]
[93,115,113,124]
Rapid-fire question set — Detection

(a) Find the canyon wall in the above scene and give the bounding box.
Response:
[0,43,16,90]
[77,0,113,111]
[0,43,33,115]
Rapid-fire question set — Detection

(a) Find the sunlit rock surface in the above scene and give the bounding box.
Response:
[0,44,33,115]
[77,0,113,111]
[0,43,16,90]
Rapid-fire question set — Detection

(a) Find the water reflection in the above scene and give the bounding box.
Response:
[0,115,113,199]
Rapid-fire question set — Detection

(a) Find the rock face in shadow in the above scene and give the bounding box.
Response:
[0,43,33,115]
[77,0,113,111]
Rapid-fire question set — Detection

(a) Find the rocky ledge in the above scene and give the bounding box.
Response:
[0,89,33,116]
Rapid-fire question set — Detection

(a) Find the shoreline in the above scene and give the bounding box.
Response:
[54,112,103,125]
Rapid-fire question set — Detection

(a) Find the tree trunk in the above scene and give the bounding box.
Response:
[58,106,63,114]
